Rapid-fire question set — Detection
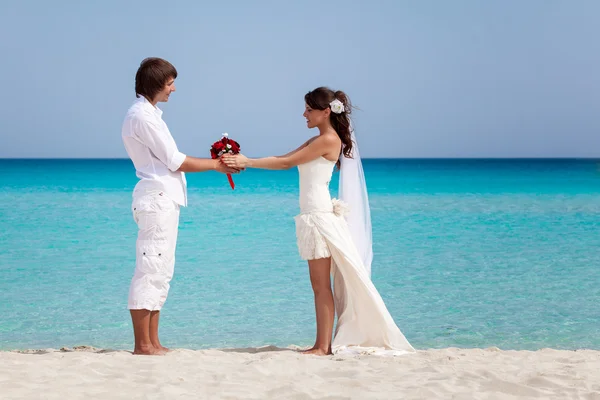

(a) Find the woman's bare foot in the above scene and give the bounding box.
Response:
[132,344,164,356]
[302,347,332,356]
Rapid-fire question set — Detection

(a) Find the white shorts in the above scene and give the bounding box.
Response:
[128,191,180,311]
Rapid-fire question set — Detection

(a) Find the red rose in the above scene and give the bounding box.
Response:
[229,140,241,153]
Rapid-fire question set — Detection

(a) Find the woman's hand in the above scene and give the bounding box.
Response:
[222,153,250,169]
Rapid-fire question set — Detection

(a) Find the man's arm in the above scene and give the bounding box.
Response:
[134,117,238,174]
[178,156,238,174]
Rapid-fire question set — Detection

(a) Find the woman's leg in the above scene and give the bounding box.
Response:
[303,257,334,356]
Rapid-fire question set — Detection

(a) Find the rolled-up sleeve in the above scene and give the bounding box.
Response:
[134,116,187,172]
[169,149,186,171]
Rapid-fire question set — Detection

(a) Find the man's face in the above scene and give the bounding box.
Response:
[156,77,176,103]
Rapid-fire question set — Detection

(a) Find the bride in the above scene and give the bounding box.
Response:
[222,87,414,356]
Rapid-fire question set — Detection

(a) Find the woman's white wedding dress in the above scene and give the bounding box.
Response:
[294,156,415,355]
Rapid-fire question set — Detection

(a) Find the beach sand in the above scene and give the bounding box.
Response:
[1,346,599,399]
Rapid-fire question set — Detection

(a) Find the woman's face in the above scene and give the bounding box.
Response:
[303,103,330,129]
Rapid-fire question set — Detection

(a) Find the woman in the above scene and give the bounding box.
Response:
[223,87,414,356]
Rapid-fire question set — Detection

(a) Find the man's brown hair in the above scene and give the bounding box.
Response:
[135,57,178,100]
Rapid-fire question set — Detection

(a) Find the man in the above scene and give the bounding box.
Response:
[122,57,237,355]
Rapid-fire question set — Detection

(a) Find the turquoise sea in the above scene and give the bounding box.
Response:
[1,159,599,351]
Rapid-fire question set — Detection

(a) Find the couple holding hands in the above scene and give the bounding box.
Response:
[122,57,414,356]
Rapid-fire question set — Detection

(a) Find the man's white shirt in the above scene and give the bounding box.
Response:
[122,96,187,206]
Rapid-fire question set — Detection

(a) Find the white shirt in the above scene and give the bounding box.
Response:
[122,96,188,206]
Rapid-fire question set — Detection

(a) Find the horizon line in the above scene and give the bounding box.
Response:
[1,157,600,161]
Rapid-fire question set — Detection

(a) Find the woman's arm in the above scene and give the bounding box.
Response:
[222,135,338,170]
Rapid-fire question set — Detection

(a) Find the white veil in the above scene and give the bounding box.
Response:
[339,130,373,277]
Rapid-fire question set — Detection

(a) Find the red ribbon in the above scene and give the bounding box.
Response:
[227,173,235,190]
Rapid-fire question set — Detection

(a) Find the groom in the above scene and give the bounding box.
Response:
[122,57,237,355]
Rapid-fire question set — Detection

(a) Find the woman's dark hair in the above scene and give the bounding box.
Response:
[304,87,353,167]
[135,57,178,101]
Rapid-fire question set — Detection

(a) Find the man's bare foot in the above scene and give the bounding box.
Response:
[151,343,170,353]
[132,345,163,356]
[302,347,332,356]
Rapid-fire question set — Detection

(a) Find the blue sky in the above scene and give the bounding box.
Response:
[1,0,599,158]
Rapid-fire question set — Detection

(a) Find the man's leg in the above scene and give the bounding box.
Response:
[129,193,180,355]
[148,200,180,352]
[149,310,168,352]
[128,194,161,355]
[130,309,162,355]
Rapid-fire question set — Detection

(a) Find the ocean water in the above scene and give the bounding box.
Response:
[1,159,599,351]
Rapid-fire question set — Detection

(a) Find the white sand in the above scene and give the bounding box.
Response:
[1,346,599,399]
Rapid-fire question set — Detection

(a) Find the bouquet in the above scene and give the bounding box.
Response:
[210,133,241,189]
